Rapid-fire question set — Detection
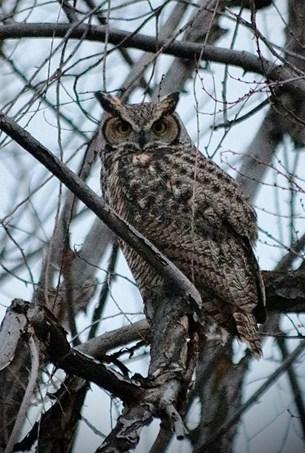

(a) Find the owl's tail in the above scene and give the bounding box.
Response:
[233,311,262,358]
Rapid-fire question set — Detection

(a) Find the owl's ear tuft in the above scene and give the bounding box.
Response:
[159,92,180,115]
[95,92,123,115]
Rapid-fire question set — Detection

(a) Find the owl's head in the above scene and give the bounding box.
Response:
[97,92,182,150]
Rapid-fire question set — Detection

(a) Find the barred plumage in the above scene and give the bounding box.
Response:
[98,92,266,357]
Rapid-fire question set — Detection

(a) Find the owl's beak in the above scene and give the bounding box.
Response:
[138,130,146,149]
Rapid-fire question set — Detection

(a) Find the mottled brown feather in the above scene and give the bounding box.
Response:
[99,94,266,357]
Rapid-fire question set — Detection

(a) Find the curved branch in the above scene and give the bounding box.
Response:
[0,23,305,94]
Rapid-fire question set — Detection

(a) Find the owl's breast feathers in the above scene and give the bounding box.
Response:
[101,143,266,356]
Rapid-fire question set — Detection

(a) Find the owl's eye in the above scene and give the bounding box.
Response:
[116,120,132,136]
[152,119,168,136]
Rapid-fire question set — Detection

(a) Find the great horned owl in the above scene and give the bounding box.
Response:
[98,92,266,357]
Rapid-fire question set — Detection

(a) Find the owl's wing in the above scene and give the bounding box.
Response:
[194,155,257,243]
[225,221,266,323]
[193,155,266,322]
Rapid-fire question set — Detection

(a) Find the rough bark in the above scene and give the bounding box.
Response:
[2,264,305,451]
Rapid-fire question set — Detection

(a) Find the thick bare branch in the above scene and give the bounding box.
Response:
[189,342,248,453]
[96,288,197,452]
[1,3,304,452]
[13,318,150,453]
[0,23,305,93]
[263,269,305,314]
[30,305,143,405]
[96,405,153,452]
[78,319,149,359]
[0,112,202,313]
[1,264,305,451]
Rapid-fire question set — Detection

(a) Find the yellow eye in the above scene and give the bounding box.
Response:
[152,119,168,136]
[116,121,131,136]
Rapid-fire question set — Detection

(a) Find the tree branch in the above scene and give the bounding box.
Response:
[0,114,305,322]
[78,319,150,360]
[1,92,305,452]
[263,269,305,314]
[4,336,39,453]
[0,112,202,314]
[194,339,305,451]
[30,305,143,405]
[0,23,305,94]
